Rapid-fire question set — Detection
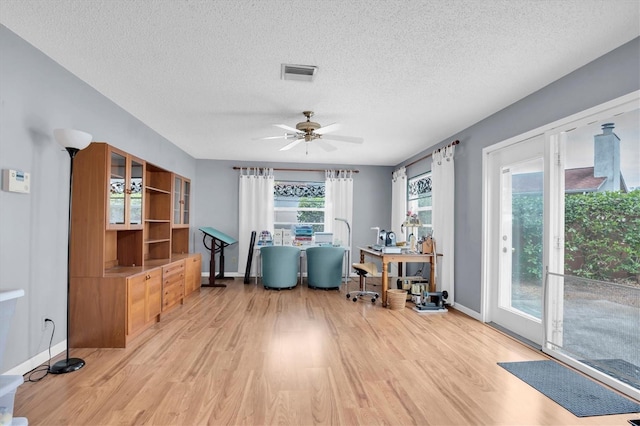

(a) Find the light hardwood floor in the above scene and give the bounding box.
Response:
[15,279,639,425]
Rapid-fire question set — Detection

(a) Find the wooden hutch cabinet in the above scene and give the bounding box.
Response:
[69,142,201,348]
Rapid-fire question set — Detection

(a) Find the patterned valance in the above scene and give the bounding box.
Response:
[274,181,325,198]
[408,175,432,200]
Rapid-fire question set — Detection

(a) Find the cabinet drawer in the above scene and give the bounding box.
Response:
[162,260,184,277]
[163,283,184,309]
[162,260,185,311]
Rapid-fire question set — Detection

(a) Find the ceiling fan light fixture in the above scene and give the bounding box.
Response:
[281,64,317,82]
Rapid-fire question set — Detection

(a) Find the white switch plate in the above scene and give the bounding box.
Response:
[2,169,31,193]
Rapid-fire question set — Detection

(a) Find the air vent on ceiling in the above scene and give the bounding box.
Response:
[281,64,318,82]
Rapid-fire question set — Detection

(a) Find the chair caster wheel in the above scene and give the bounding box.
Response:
[352,298,358,302]
[371,298,376,303]
[346,293,351,299]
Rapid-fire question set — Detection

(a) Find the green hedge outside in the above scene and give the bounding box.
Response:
[512,189,640,283]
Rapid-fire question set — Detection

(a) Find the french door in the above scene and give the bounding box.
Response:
[484,135,545,344]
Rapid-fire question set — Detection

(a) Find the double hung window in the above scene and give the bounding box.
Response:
[273,180,326,233]
[406,172,432,240]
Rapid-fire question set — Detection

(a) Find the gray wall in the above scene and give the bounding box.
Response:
[0,24,199,372]
[194,161,393,276]
[399,37,640,313]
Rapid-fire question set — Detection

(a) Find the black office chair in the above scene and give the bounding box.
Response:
[348,262,380,303]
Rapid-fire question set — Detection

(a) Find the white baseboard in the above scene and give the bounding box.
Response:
[450,302,482,321]
[3,341,66,376]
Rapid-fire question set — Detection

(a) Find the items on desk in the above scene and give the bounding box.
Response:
[273,229,283,246]
[372,229,401,253]
[409,234,417,251]
[293,224,313,245]
[257,230,273,246]
[419,235,435,254]
[313,232,333,246]
[283,229,293,245]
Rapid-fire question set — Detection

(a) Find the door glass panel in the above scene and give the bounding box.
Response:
[174,176,181,224]
[552,108,640,391]
[183,181,190,224]
[109,152,126,225]
[500,157,544,319]
[130,160,143,225]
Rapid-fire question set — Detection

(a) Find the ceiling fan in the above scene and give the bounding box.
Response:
[259,111,364,153]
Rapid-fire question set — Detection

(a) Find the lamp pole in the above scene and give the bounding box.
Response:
[50,129,92,374]
[334,218,351,284]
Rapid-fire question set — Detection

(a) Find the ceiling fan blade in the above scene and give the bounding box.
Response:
[320,134,364,144]
[279,138,303,151]
[274,124,301,134]
[254,133,297,140]
[314,123,341,135]
[315,140,337,152]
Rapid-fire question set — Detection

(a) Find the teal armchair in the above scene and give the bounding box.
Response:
[260,246,301,290]
[305,246,345,290]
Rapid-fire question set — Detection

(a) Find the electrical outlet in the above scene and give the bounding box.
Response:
[41,316,48,331]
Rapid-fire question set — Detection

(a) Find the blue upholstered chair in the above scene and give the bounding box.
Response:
[260,246,301,290]
[305,246,345,290]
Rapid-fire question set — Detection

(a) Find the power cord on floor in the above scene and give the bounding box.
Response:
[24,318,55,382]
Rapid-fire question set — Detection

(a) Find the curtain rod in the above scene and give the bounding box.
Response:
[403,139,460,169]
[233,166,359,173]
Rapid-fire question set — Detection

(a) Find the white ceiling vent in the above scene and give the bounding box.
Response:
[281,64,318,82]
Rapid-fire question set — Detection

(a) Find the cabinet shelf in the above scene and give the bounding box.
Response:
[146,238,171,244]
[145,219,171,223]
[145,185,171,194]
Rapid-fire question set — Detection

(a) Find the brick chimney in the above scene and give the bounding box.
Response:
[593,122,621,191]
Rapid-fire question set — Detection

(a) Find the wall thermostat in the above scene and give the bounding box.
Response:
[2,169,31,193]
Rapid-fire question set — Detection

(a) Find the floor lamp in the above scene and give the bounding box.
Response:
[334,218,351,285]
[49,128,92,374]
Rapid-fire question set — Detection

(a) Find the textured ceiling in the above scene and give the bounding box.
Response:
[1,0,638,166]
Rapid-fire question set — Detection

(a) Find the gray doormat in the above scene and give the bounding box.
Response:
[498,360,640,417]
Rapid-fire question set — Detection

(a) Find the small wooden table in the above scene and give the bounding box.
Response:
[358,247,443,306]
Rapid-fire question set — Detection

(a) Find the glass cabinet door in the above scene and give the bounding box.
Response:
[130,159,143,225]
[172,175,191,226]
[109,151,127,225]
[109,149,144,229]
[173,176,182,225]
[182,180,190,225]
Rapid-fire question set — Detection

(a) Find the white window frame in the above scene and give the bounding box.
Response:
[406,172,433,240]
[273,180,326,232]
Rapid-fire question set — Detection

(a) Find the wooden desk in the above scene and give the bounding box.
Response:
[359,247,442,306]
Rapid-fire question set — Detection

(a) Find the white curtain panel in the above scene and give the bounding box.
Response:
[391,167,407,242]
[237,168,274,276]
[324,170,353,247]
[432,145,455,305]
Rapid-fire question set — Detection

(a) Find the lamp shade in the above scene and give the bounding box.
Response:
[53,128,93,150]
